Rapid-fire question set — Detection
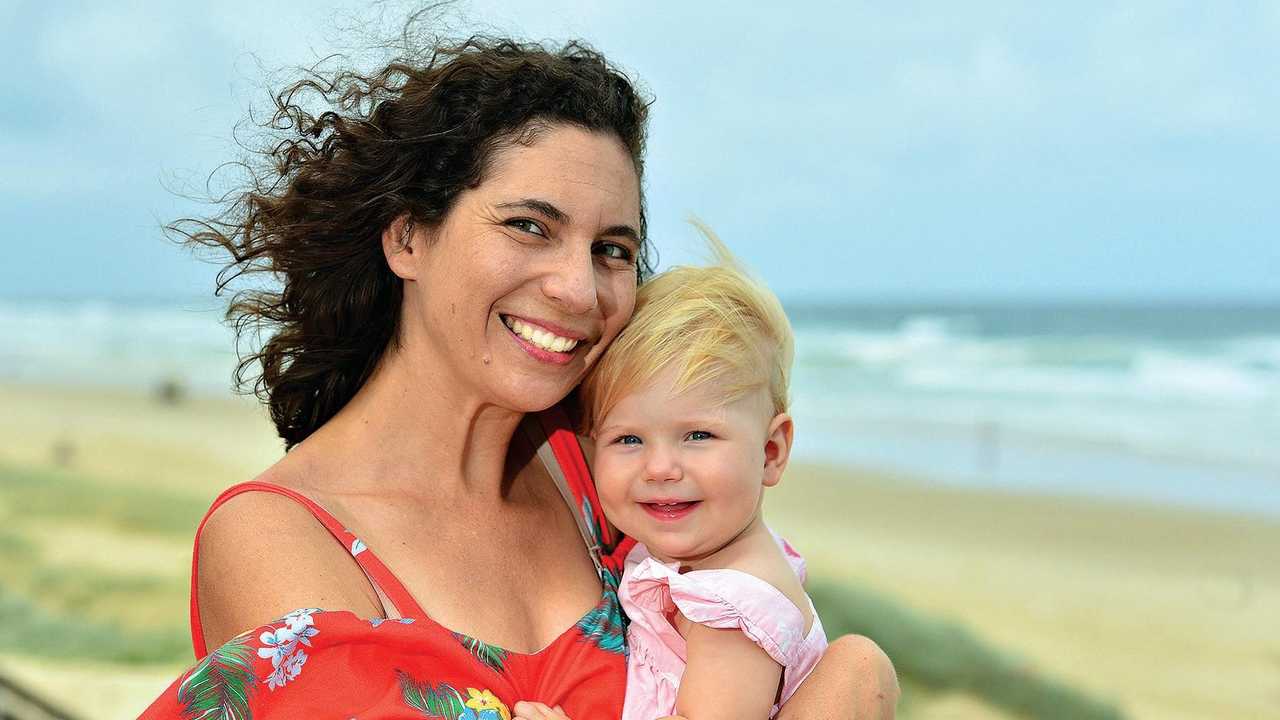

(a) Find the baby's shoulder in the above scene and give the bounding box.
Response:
[715,534,815,633]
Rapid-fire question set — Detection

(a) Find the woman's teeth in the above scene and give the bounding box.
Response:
[504,316,580,353]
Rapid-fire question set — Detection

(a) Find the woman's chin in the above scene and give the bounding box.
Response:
[492,378,578,414]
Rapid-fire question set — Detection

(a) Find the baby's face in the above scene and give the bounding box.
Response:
[592,365,777,564]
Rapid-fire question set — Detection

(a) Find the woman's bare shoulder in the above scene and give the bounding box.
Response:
[195,474,382,649]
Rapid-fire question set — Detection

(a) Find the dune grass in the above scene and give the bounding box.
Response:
[0,462,194,665]
[810,579,1127,720]
[0,584,188,665]
[1,463,207,536]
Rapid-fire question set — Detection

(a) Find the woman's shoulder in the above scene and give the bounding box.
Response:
[195,468,383,650]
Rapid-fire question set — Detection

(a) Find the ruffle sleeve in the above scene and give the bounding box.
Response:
[621,557,809,670]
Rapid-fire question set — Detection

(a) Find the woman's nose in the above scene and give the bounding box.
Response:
[541,242,598,315]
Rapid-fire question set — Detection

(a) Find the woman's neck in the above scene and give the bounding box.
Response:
[308,343,528,500]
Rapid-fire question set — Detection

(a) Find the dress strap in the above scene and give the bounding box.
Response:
[530,405,635,581]
[189,481,426,659]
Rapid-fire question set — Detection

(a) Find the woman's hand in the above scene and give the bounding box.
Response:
[776,634,900,719]
[512,701,572,720]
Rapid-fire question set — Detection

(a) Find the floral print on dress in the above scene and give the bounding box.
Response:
[398,672,512,719]
[575,567,627,656]
[370,617,416,629]
[176,632,257,720]
[259,608,320,690]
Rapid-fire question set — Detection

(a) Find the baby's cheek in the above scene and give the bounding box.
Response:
[591,464,625,512]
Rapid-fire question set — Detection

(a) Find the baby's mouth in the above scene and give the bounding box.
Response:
[639,501,701,521]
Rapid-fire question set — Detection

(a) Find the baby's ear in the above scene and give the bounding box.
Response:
[762,412,794,488]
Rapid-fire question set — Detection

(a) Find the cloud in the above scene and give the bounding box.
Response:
[1086,1,1272,138]
[3,1,1278,299]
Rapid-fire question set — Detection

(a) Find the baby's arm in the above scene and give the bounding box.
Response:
[513,703,692,720]
[673,621,783,720]
[511,701,570,720]
[514,622,780,720]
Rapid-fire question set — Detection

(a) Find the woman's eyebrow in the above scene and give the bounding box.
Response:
[497,198,568,223]
[497,198,639,242]
[601,224,641,244]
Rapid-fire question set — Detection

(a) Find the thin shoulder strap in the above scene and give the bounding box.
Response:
[188,481,426,659]
[531,405,634,580]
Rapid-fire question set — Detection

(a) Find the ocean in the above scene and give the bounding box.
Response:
[3,298,1278,517]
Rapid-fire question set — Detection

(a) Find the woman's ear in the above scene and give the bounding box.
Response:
[762,412,794,488]
[382,214,422,280]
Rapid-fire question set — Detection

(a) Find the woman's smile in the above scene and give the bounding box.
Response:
[502,314,586,365]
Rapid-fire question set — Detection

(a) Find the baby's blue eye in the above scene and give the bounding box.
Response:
[614,434,642,445]
[686,430,714,441]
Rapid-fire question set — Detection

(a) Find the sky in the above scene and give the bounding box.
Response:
[2,1,1278,303]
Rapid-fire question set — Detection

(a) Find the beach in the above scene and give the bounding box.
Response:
[1,381,1276,719]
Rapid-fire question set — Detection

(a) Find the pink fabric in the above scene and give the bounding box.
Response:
[617,535,828,720]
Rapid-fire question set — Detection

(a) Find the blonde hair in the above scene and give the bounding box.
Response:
[580,222,794,433]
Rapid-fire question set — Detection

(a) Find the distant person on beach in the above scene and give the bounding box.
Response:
[511,234,843,720]
[139,28,894,720]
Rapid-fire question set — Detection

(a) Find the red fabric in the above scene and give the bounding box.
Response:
[143,405,630,720]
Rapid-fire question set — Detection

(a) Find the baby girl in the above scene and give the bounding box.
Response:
[516,233,827,720]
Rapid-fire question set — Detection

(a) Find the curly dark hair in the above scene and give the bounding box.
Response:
[177,36,652,449]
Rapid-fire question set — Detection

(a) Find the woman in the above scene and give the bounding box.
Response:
[142,35,896,719]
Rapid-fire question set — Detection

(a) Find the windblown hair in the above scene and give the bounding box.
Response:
[175,36,652,449]
[580,223,794,433]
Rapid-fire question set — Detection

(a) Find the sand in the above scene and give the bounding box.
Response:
[766,465,1280,720]
[1,382,1276,719]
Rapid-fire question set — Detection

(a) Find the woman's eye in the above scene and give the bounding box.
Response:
[613,434,642,446]
[506,218,547,237]
[686,430,714,441]
[594,241,634,263]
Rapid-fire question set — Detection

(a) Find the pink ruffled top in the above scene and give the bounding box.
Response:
[617,536,828,720]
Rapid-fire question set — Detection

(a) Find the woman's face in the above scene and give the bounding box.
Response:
[394,124,642,413]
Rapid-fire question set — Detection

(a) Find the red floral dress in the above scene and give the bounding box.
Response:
[139,406,635,720]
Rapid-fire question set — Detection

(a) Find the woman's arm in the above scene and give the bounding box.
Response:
[775,634,899,720]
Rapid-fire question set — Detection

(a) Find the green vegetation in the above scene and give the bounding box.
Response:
[810,579,1128,720]
[1,463,207,536]
[0,462,195,664]
[0,583,188,664]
